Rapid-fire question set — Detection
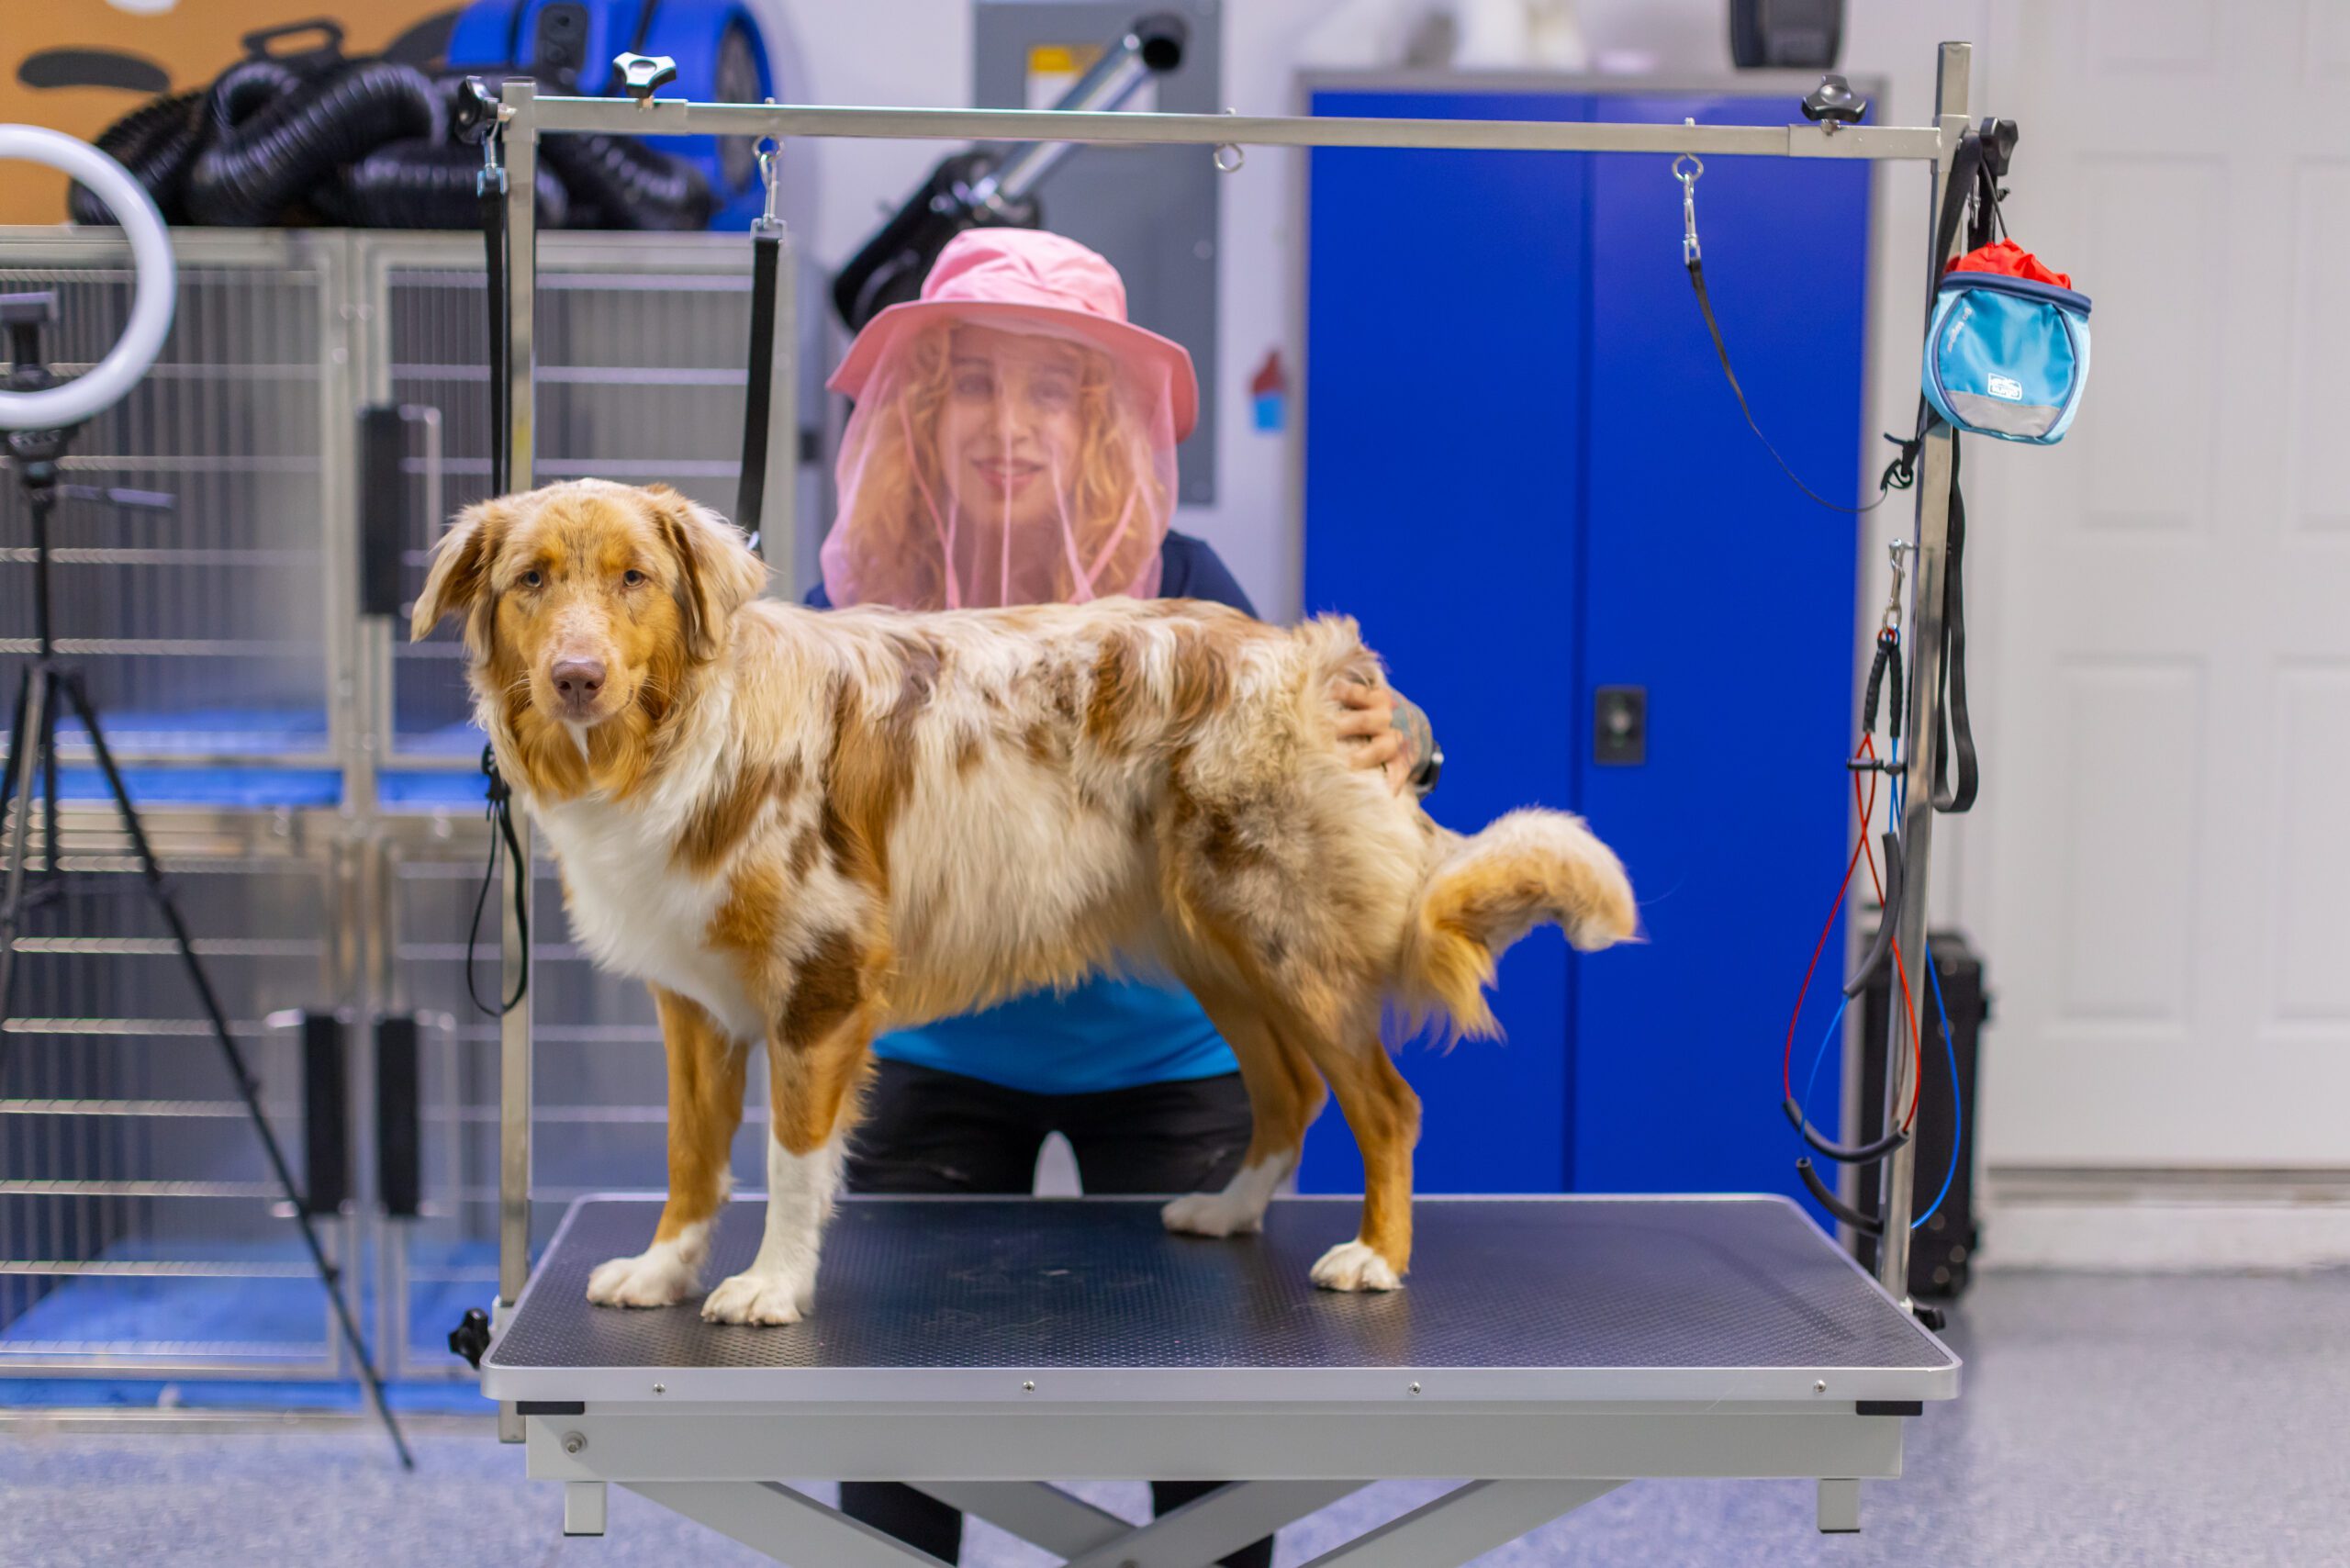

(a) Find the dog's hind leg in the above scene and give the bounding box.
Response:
[588,988,747,1308]
[1161,985,1326,1239]
[701,935,878,1327]
[1294,1003,1420,1291]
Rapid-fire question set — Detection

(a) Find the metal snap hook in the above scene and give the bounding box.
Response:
[754,135,785,235]
[1673,125,1706,265]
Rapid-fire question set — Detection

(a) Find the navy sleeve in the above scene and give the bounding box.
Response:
[810,536,1251,615]
[1158,532,1258,618]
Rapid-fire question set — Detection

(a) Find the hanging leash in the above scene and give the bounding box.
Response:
[1677,150,1915,515]
[1678,125,1987,814]
[732,137,785,559]
[461,90,529,1014]
[464,745,530,1015]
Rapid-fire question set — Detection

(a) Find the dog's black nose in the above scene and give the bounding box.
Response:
[552,658,606,702]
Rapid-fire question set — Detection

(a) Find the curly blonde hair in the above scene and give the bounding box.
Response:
[829,321,1169,609]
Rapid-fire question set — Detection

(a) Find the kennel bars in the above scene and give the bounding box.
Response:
[0,230,796,1381]
[484,41,1980,1366]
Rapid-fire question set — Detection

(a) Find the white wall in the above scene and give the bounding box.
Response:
[765,0,2350,1260]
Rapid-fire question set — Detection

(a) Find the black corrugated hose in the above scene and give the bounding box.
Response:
[185,60,445,227]
[67,55,707,230]
[66,88,207,226]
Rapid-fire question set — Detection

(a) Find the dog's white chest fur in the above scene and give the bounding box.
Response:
[536,794,764,1043]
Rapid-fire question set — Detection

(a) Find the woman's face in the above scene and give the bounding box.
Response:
[937,325,1087,532]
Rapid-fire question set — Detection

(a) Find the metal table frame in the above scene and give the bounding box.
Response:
[490,1194,1956,1564]
[474,40,1986,1560]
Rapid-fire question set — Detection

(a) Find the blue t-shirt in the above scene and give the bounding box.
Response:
[804,532,1255,1093]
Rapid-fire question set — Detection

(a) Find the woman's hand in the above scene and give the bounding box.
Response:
[1332,679,1416,795]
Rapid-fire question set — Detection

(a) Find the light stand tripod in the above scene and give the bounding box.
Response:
[0,291,410,1467]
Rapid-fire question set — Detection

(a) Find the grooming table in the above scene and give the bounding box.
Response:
[484,1194,1957,1564]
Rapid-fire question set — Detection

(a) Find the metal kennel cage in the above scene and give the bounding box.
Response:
[0,226,800,1383]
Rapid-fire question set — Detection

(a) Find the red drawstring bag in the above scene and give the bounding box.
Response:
[1945,238,2072,290]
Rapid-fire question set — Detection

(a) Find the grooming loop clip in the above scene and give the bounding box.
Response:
[1674,149,1703,265]
[753,136,785,236]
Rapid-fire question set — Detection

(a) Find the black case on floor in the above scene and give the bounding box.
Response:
[1853,929,1988,1300]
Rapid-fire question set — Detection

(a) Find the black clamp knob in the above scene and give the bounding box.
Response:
[1977,117,2020,179]
[613,51,678,103]
[449,1305,492,1369]
[452,76,500,146]
[1801,73,1870,126]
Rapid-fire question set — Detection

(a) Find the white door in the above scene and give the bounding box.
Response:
[1961,0,2350,1169]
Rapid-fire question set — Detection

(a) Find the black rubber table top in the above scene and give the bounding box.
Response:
[487,1195,1953,1383]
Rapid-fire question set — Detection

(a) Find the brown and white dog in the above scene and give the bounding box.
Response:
[413,479,1638,1325]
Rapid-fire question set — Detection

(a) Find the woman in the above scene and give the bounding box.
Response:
[812,228,1435,1566]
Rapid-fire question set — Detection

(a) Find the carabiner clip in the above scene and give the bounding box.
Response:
[476,119,507,199]
[752,134,785,237]
[1673,147,1703,265]
[1881,540,1911,636]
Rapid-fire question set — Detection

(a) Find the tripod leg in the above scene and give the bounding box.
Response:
[0,667,50,1023]
[0,664,28,835]
[59,673,415,1470]
[39,667,60,880]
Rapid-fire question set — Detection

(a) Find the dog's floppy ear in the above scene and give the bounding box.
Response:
[643,484,768,660]
[411,496,519,648]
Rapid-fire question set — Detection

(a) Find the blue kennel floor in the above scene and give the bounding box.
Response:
[1,1236,498,1415]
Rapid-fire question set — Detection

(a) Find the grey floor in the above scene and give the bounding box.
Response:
[3,1269,2346,1568]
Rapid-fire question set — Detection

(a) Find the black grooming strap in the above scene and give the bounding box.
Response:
[733,228,780,557]
[1933,440,1978,812]
[470,174,530,1010]
[1684,254,1897,515]
[481,179,509,495]
[465,745,530,1015]
[1919,128,1990,815]
[1861,627,1904,743]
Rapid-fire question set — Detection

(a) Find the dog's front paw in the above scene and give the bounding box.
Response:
[700,1269,812,1326]
[1309,1239,1403,1293]
[585,1243,701,1308]
[1161,1190,1265,1238]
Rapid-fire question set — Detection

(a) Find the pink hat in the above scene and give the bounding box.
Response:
[828,229,1200,441]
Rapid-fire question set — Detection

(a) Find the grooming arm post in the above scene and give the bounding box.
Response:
[1874,41,1973,1304]
[497,75,540,1442]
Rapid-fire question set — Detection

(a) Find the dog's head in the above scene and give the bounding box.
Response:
[410,480,767,730]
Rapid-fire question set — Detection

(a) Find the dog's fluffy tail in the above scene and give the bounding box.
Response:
[1396,810,1639,1041]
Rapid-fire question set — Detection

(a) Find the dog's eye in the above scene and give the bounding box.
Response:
[520,569,543,589]
[622,568,648,588]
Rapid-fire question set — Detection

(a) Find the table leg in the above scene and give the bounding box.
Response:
[910,1482,1131,1558]
[1061,1480,1366,1568]
[1295,1479,1625,1568]
[626,1481,955,1566]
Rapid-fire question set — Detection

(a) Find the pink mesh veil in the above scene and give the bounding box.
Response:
[819,230,1192,610]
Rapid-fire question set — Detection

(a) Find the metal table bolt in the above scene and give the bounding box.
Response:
[653,1382,666,1395]
[562,1431,587,1455]
[1408,1382,1421,1395]
[1814,1380,1828,1394]
[1022,1380,1035,1394]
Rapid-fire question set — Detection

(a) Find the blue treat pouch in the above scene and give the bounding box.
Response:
[1923,256,2091,444]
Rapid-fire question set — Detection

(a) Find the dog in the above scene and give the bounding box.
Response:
[412,479,1638,1325]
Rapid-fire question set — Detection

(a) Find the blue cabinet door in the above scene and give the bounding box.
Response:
[1299,90,1593,1195]
[1570,95,1867,1215]
[1298,85,1866,1216]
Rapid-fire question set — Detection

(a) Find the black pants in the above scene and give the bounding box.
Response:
[840,1058,1272,1568]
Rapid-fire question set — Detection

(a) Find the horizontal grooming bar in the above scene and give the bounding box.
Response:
[521,96,1946,162]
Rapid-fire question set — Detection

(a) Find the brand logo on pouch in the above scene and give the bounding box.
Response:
[1987,374,2023,400]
